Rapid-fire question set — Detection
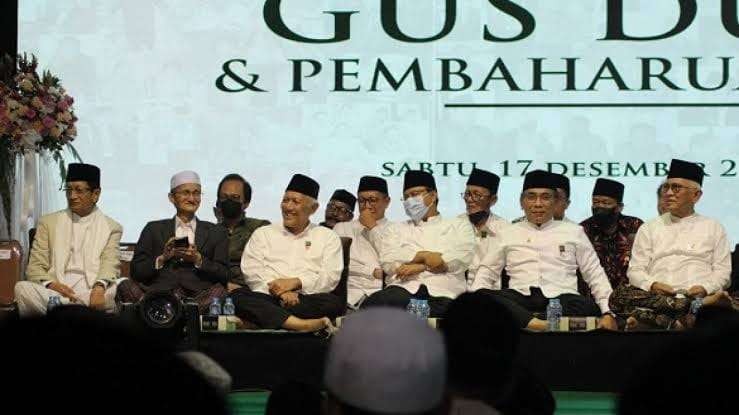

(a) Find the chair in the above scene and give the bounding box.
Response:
[119,243,137,279]
[330,237,353,315]
[0,240,23,306]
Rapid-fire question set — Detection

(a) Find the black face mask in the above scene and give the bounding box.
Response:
[592,207,618,226]
[217,199,243,219]
[468,210,490,225]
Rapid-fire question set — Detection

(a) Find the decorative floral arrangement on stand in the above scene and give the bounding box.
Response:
[0,53,81,235]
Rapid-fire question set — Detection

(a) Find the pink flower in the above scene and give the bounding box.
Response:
[42,116,55,128]
[57,101,69,111]
[25,108,37,119]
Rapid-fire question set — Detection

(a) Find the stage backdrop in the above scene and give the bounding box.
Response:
[19,1,739,242]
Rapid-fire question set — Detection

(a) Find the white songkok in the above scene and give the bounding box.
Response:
[170,170,200,190]
[324,307,446,413]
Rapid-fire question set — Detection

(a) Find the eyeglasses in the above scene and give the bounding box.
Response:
[173,190,202,199]
[358,197,382,206]
[523,192,554,202]
[659,183,697,195]
[62,187,92,196]
[327,202,352,215]
[461,192,490,202]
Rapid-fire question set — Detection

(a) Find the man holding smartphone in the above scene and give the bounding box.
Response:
[117,171,229,312]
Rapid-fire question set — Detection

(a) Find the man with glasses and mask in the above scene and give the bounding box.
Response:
[611,159,733,330]
[213,174,269,291]
[333,176,392,309]
[15,163,123,316]
[459,168,508,288]
[580,178,643,289]
[117,171,229,313]
[472,170,617,331]
[362,170,475,317]
[320,189,356,229]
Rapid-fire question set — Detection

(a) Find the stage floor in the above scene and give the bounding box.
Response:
[198,328,680,393]
[228,391,617,415]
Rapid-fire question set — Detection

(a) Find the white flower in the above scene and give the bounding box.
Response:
[21,130,42,147]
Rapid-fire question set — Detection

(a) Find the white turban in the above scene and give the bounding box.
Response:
[170,170,200,190]
[324,307,446,413]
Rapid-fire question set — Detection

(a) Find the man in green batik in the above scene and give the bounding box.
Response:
[213,173,270,291]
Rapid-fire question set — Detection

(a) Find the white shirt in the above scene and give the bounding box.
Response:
[472,219,613,313]
[458,212,509,288]
[627,213,731,295]
[333,218,389,305]
[241,223,343,295]
[155,216,198,270]
[62,210,96,289]
[378,214,475,298]
[175,216,197,245]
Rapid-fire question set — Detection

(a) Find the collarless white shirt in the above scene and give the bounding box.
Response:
[241,222,343,295]
[472,219,613,313]
[175,216,197,245]
[458,212,509,288]
[333,218,390,305]
[63,208,98,288]
[378,214,475,298]
[627,213,731,294]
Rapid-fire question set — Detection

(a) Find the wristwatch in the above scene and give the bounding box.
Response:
[602,311,617,318]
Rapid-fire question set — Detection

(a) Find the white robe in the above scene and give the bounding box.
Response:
[627,213,731,294]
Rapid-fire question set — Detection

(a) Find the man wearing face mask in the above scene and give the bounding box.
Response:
[333,176,392,309]
[213,174,270,291]
[362,170,475,317]
[458,168,509,288]
[319,189,356,229]
[580,178,643,289]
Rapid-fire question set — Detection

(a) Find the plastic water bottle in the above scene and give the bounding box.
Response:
[417,299,431,320]
[546,298,563,331]
[690,298,703,314]
[47,295,62,312]
[208,297,222,316]
[222,297,235,316]
[406,298,419,316]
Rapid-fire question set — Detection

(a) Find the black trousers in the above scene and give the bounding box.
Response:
[361,286,452,318]
[478,287,601,328]
[229,289,344,329]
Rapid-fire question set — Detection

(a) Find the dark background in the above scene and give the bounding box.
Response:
[0,0,18,59]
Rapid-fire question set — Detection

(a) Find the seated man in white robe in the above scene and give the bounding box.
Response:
[15,163,122,316]
[362,170,475,317]
[611,159,734,329]
[333,176,392,309]
[230,174,342,332]
[472,170,617,331]
[460,167,509,289]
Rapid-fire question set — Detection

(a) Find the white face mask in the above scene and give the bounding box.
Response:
[403,194,430,223]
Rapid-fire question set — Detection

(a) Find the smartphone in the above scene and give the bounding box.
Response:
[173,236,189,248]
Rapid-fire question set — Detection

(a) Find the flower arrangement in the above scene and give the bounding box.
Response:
[0,53,81,234]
